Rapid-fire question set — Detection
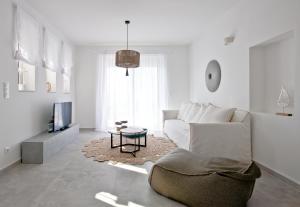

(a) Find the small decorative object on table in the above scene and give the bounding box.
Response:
[115,120,128,131]
[276,86,292,116]
[121,120,128,129]
[115,121,122,131]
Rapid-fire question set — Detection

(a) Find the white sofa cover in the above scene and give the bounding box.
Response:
[163,109,252,162]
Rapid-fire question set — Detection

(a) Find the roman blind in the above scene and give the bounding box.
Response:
[61,42,73,76]
[14,6,39,65]
[43,28,61,71]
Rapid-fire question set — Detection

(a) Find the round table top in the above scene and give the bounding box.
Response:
[121,127,145,134]
[108,127,146,135]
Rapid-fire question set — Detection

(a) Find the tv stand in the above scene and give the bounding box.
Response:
[21,124,79,164]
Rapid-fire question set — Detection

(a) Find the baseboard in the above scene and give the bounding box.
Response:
[255,161,300,189]
[0,159,21,175]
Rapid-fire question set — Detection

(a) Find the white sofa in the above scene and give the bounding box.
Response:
[163,107,252,162]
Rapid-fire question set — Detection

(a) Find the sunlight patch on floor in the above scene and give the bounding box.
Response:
[95,192,145,207]
[107,161,148,175]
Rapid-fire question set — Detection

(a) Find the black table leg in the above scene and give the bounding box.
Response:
[133,138,137,157]
[137,134,147,147]
[110,133,113,148]
[110,133,120,148]
[138,136,141,151]
[120,132,123,153]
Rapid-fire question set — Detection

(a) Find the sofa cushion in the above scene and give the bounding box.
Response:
[231,109,249,122]
[177,102,192,120]
[199,105,236,123]
[184,103,202,122]
[191,103,208,122]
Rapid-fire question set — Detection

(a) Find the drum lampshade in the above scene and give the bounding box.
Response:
[115,50,140,68]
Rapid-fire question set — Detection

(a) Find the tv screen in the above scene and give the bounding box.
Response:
[53,102,72,131]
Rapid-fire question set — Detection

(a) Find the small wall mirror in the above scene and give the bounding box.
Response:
[205,60,221,92]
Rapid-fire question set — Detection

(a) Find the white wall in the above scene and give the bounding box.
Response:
[75,45,189,128]
[0,0,76,170]
[189,0,300,183]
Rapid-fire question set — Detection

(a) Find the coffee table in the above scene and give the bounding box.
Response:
[108,127,147,157]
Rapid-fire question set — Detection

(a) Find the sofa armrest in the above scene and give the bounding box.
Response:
[162,110,179,122]
[189,122,251,162]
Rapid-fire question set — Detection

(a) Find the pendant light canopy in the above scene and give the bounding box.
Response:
[115,20,140,76]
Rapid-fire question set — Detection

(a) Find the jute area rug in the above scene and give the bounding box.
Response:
[81,135,177,165]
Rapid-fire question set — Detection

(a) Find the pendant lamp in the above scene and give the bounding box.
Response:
[115,20,140,76]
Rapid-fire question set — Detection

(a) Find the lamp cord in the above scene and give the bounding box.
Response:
[126,22,128,50]
[125,20,130,76]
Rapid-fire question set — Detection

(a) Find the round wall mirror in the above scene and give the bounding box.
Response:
[205,60,221,92]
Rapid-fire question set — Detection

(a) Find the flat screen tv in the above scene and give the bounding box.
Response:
[53,102,72,131]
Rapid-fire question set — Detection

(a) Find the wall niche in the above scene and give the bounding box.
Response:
[250,31,296,115]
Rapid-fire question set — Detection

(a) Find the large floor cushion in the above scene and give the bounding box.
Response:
[148,148,261,207]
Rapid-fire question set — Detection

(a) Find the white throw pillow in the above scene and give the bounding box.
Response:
[191,103,208,122]
[184,103,201,122]
[198,105,236,123]
[181,102,194,120]
[177,102,192,120]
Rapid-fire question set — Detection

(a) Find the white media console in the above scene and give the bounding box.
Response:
[21,124,79,164]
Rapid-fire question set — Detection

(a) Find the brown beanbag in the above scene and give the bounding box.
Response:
[149,148,261,207]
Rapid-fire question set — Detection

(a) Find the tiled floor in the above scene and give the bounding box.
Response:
[0,129,299,207]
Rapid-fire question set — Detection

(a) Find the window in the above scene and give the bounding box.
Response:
[61,42,73,93]
[63,74,71,93]
[14,6,39,91]
[95,54,168,131]
[46,69,56,93]
[18,61,36,91]
[43,28,60,93]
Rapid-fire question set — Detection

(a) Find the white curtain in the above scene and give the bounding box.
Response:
[42,28,61,71]
[61,42,73,76]
[95,54,168,131]
[13,5,40,65]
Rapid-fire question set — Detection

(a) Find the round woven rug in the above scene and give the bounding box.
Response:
[81,135,177,165]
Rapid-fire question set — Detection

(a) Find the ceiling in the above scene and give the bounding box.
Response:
[26,0,240,45]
